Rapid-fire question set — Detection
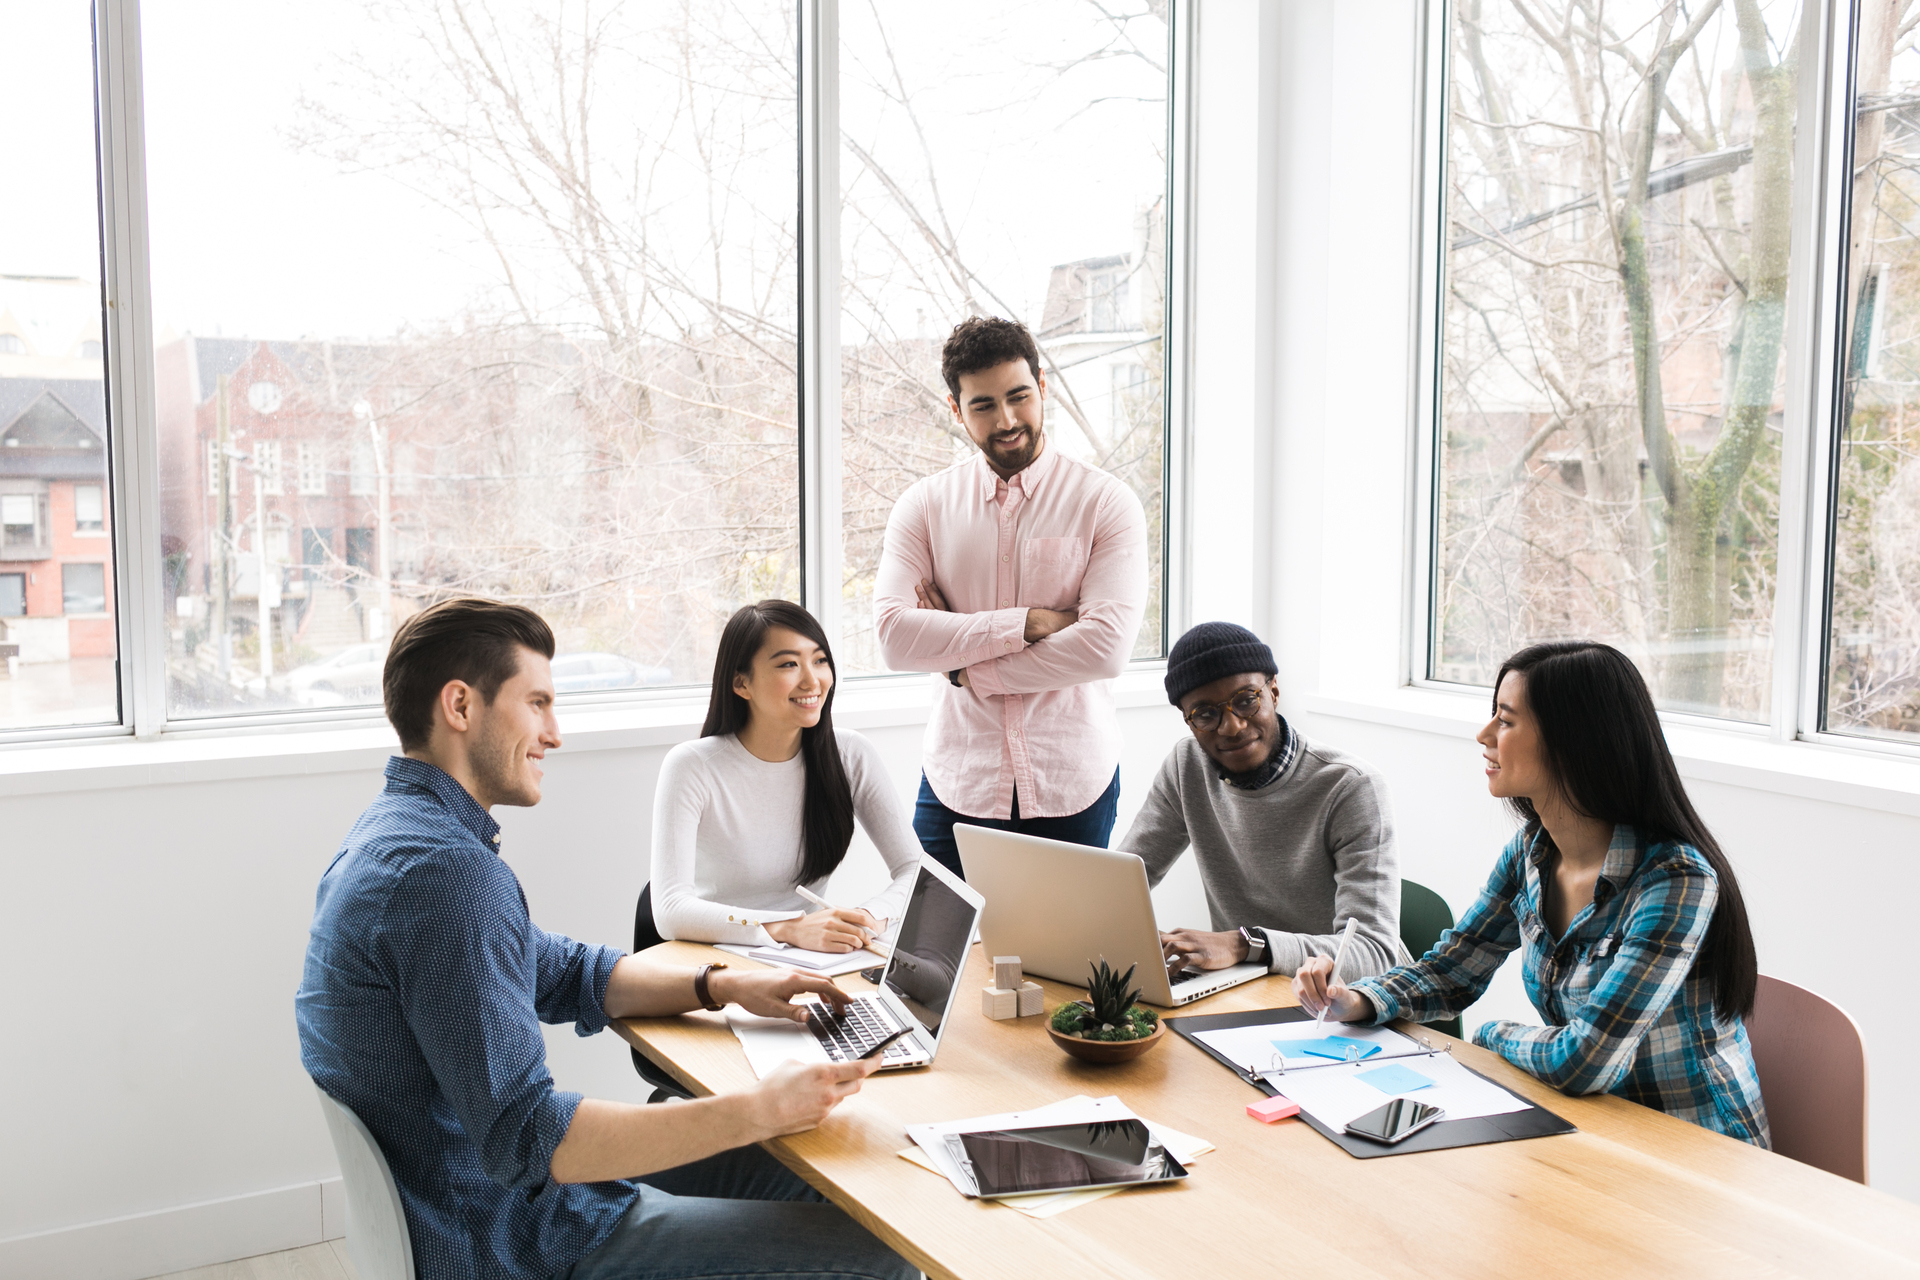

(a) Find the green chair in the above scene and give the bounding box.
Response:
[1399,880,1465,1041]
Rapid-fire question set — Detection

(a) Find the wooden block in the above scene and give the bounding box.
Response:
[981,986,1018,1020]
[1016,982,1044,1017]
[992,956,1023,991]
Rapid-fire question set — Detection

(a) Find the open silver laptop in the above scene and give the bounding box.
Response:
[746,856,984,1070]
[954,825,1266,1008]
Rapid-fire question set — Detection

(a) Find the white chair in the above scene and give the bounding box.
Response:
[313,1082,419,1280]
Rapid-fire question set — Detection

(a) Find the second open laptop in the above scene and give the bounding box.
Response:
[743,855,984,1071]
[954,824,1266,1008]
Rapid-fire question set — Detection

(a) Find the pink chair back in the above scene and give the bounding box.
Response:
[1746,975,1868,1183]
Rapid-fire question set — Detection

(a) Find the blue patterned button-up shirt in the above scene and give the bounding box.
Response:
[1350,824,1769,1146]
[297,757,635,1279]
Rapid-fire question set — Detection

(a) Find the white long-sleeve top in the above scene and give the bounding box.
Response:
[648,729,922,946]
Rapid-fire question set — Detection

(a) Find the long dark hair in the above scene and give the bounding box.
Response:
[1494,641,1758,1019]
[702,600,856,887]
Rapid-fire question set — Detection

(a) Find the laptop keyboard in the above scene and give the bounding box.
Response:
[806,997,919,1064]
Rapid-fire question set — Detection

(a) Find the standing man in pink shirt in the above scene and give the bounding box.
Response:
[875,316,1148,877]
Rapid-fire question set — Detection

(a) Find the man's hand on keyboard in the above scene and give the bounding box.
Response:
[711,967,854,1023]
[749,1057,881,1136]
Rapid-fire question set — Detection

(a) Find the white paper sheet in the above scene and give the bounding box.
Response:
[726,1008,829,1077]
[1192,1021,1425,1074]
[715,941,887,977]
[1264,1051,1531,1131]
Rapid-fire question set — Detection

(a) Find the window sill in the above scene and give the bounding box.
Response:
[1296,686,1920,821]
[0,664,1172,797]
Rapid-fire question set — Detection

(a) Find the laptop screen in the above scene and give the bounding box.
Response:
[883,865,974,1036]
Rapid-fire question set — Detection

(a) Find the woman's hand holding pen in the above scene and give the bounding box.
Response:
[1292,955,1373,1023]
[766,907,879,954]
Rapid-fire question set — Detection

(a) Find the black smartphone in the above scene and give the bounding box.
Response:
[859,965,886,984]
[855,1026,915,1060]
[1344,1098,1444,1145]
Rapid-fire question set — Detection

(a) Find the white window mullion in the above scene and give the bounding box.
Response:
[1780,0,1855,746]
[1162,0,1198,648]
[1406,0,1449,689]
[96,0,166,739]
[799,0,843,651]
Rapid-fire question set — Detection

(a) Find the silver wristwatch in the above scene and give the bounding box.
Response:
[1238,926,1268,968]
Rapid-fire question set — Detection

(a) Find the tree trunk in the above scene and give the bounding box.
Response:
[1662,0,1795,708]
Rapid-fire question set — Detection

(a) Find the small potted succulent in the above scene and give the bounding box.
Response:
[1047,959,1166,1064]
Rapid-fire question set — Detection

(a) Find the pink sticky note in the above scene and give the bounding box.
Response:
[1247,1095,1301,1124]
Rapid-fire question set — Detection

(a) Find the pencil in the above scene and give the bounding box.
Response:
[795,885,891,957]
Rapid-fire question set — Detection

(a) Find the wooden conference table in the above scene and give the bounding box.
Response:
[613,942,1920,1279]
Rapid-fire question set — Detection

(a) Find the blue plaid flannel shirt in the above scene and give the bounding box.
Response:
[297,756,635,1280]
[1350,824,1769,1146]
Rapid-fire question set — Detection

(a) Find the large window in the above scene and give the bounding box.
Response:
[0,0,120,732]
[1429,0,1920,756]
[145,0,801,718]
[836,2,1171,673]
[1432,0,1803,721]
[3,1,1176,740]
[1827,1,1920,744]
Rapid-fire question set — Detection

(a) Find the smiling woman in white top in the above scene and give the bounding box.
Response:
[650,599,920,952]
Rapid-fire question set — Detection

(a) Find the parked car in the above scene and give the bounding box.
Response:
[550,651,673,693]
[284,642,388,704]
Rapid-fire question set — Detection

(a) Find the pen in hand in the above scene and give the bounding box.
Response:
[1312,917,1359,1029]
[794,885,892,957]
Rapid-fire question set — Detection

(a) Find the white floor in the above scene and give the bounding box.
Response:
[145,1242,358,1280]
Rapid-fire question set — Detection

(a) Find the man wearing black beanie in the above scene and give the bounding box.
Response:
[1119,622,1409,982]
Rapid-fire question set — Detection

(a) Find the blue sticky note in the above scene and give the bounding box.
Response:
[1357,1063,1435,1094]
[1273,1035,1382,1062]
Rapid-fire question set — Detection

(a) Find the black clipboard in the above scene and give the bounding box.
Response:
[1165,1006,1575,1158]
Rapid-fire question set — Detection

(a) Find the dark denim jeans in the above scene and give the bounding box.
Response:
[565,1142,914,1280]
[912,768,1121,880]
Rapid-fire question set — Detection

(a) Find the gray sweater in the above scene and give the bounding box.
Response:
[1119,732,1410,981]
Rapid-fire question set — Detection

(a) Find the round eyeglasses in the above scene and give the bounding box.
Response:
[1182,686,1270,733]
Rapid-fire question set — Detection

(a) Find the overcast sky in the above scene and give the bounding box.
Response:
[3,1,1167,343]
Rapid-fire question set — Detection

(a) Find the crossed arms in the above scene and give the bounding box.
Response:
[872,483,1147,695]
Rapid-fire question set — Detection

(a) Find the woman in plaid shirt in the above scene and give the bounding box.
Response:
[1294,641,1769,1146]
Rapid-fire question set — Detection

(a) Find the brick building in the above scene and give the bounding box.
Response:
[0,379,114,663]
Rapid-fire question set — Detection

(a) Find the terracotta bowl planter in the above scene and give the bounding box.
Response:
[1047,1017,1168,1064]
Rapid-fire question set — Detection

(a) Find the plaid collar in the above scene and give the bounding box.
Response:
[1218,715,1299,791]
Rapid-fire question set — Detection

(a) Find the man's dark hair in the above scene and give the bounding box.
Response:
[941,316,1043,399]
[383,598,555,752]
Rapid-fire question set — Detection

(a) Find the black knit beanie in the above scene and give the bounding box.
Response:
[1164,622,1277,706]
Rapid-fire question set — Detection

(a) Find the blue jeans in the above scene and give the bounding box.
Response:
[912,768,1121,880]
[565,1142,914,1280]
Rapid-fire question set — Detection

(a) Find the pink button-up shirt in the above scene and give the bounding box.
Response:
[874,445,1147,819]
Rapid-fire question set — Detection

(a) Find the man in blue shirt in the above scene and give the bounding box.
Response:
[297,598,914,1280]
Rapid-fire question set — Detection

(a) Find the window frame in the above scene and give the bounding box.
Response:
[1407,0,1920,762]
[0,0,1190,748]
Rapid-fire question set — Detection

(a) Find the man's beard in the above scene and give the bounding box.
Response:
[985,424,1042,473]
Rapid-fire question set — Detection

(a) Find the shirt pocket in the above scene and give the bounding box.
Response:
[1019,536,1086,610]
[1561,940,1613,1010]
